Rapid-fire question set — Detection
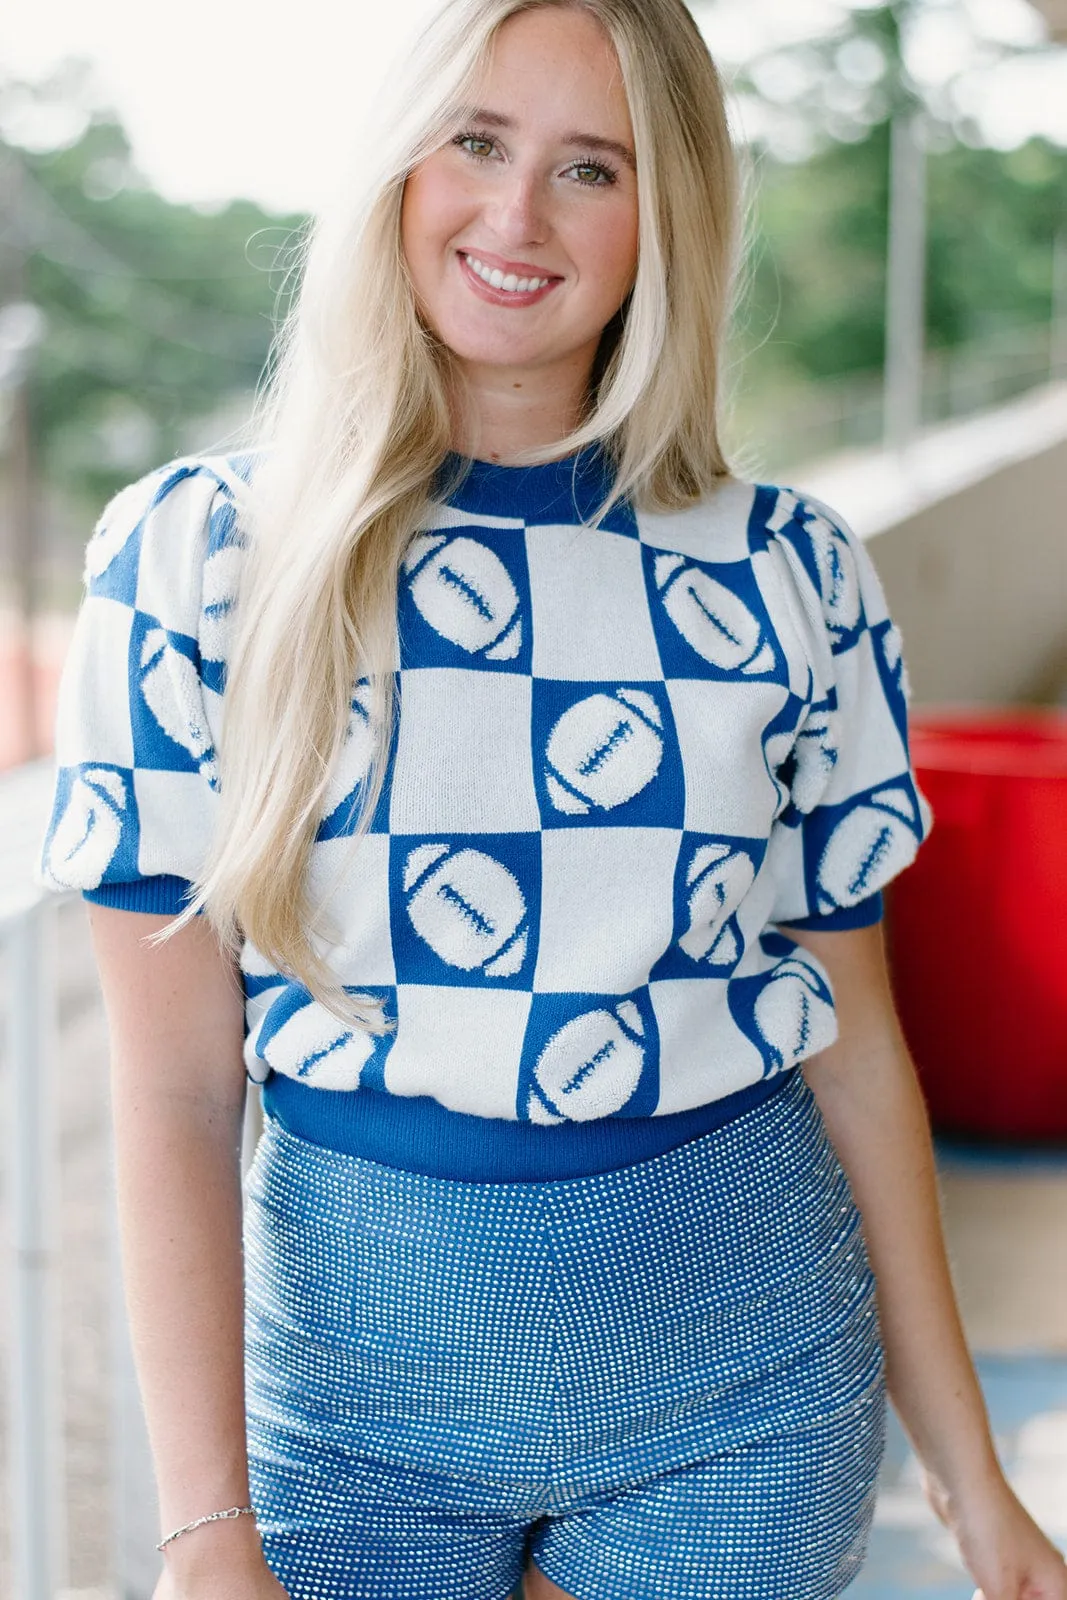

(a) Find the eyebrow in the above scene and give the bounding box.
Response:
[460,108,636,170]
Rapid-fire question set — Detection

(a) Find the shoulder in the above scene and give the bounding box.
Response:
[633,476,762,564]
[82,453,256,674]
[634,476,882,624]
[633,475,857,566]
[635,477,900,702]
[84,452,254,599]
[746,482,890,644]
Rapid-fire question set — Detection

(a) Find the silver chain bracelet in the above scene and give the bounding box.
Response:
[157,1504,256,1552]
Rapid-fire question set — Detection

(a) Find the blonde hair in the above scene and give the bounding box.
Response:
[185,0,741,1024]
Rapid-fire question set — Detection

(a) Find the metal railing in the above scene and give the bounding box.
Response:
[1,761,160,1600]
[1,760,65,1596]
[4,891,67,1600]
[1,759,266,1599]
[730,316,1067,473]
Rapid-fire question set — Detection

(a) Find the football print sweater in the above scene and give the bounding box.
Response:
[39,447,931,1172]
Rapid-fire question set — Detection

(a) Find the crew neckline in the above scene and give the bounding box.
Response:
[437,442,622,526]
[444,440,606,475]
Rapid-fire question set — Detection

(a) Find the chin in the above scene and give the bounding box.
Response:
[439,326,552,370]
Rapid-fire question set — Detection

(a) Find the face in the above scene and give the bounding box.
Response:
[400,6,639,390]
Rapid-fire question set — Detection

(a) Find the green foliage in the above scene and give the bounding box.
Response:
[3,25,1065,516]
[0,74,306,507]
[739,130,1067,402]
[742,123,892,386]
[925,141,1067,344]
[726,0,1066,438]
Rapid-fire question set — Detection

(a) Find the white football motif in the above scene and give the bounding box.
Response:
[805,515,862,634]
[321,683,376,821]
[260,999,377,1091]
[545,688,664,814]
[84,478,153,583]
[404,843,528,976]
[655,553,775,675]
[879,622,910,701]
[46,768,127,889]
[754,957,836,1067]
[791,706,838,814]
[680,842,754,965]
[139,629,217,784]
[200,544,244,667]
[881,622,903,677]
[528,1000,645,1123]
[816,792,916,909]
[404,533,521,659]
[766,487,800,535]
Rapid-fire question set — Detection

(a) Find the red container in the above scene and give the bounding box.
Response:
[886,709,1067,1140]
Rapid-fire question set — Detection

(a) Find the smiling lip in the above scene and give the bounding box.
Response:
[458,249,562,306]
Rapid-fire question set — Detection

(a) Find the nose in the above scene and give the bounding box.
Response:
[486,167,550,249]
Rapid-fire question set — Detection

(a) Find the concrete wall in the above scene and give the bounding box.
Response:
[799,384,1067,708]
[868,432,1067,706]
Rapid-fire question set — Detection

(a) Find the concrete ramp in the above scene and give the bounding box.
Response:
[796,382,1067,706]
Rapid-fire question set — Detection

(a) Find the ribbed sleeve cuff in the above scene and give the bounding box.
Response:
[779,891,884,931]
[82,875,197,914]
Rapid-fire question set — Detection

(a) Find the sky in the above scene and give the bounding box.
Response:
[0,0,1065,213]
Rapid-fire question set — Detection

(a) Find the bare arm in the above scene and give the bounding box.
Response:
[789,920,1066,1600]
[89,904,286,1597]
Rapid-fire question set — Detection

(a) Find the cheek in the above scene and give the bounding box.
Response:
[583,205,640,307]
[401,162,466,282]
[598,217,639,307]
[400,172,436,287]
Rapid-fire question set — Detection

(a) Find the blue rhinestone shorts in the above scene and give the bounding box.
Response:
[243,1069,886,1600]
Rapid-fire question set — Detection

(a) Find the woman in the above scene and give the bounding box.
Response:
[39,1,1067,1597]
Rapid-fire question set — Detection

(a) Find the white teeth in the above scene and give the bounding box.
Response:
[465,254,550,293]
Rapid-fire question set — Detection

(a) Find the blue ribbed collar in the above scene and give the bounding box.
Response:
[436,443,630,529]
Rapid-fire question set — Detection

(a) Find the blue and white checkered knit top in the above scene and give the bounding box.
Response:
[39,447,930,1173]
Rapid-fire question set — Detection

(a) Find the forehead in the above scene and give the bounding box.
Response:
[468,6,633,142]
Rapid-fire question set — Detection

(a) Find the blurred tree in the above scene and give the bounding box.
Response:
[0,61,306,509]
[926,138,1067,344]
[2,35,1065,512]
[742,131,1067,378]
[726,0,1067,405]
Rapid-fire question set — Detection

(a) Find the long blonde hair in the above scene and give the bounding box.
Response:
[185,0,741,1024]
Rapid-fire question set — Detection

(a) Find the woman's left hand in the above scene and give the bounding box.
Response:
[787,925,1065,1600]
[924,1468,1067,1600]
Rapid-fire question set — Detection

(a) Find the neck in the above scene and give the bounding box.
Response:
[450,349,596,463]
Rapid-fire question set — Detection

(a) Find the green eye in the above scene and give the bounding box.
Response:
[569,160,617,187]
[455,133,496,160]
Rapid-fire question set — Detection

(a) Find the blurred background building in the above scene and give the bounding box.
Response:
[1,0,1066,1596]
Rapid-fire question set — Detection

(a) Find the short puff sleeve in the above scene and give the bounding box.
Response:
[765,490,933,928]
[36,457,246,914]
